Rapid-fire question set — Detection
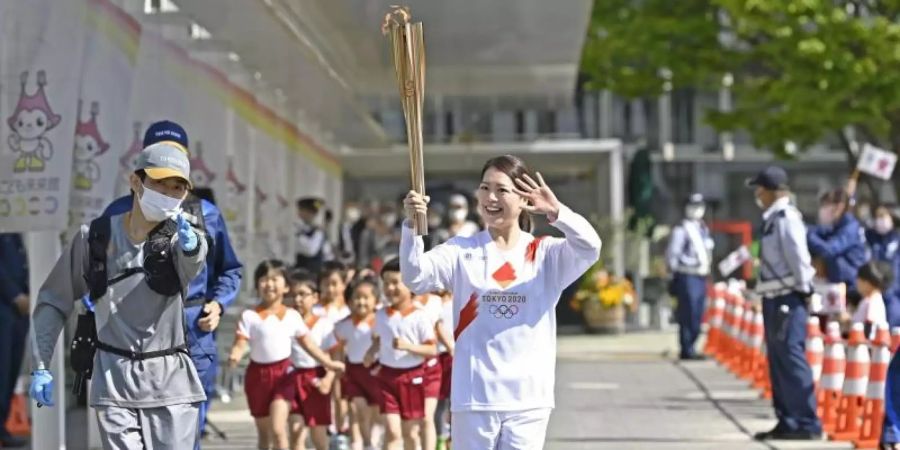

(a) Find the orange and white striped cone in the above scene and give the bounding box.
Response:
[726,297,747,375]
[853,323,891,449]
[703,296,726,358]
[729,305,750,375]
[831,323,871,441]
[821,321,846,431]
[718,290,736,365]
[806,316,825,392]
[742,308,765,383]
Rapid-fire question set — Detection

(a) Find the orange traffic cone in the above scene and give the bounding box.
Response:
[806,316,825,391]
[741,308,764,382]
[703,296,726,358]
[821,321,846,431]
[4,393,30,437]
[853,323,891,449]
[726,298,747,375]
[831,323,870,441]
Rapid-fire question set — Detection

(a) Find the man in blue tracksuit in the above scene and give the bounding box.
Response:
[0,234,29,448]
[666,193,714,360]
[102,121,242,448]
[748,166,822,441]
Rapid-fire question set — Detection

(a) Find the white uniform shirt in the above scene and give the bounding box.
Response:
[290,314,336,368]
[373,305,435,369]
[400,205,601,412]
[333,315,376,364]
[237,304,309,364]
[314,303,351,323]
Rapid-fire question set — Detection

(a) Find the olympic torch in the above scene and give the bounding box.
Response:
[383,6,428,235]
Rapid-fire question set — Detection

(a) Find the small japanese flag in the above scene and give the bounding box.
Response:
[857,143,897,180]
[718,245,751,278]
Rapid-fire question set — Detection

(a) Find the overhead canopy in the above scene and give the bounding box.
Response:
[154,0,593,149]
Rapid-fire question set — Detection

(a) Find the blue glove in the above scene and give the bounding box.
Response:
[176,214,198,252]
[30,370,54,407]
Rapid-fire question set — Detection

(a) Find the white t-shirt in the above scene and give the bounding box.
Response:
[373,305,435,369]
[290,314,337,368]
[852,292,887,325]
[400,205,602,412]
[314,303,351,323]
[414,294,452,353]
[236,304,309,364]
[332,315,376,364]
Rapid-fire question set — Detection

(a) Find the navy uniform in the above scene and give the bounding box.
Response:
[666,193,713,360]
[0,234,29,448]
[748,166,822,440]
[295,197,331,273]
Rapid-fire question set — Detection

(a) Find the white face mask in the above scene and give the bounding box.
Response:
[450,209,468,223]
[138,184,183,222]
[685,205,705,221]
[754,196,765,210]
[382,213,397,226]
[875,216,894,235]
[428,215,442,228]
[345,208,361,223]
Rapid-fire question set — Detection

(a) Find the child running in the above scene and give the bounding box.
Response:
[228,260,345,450]
[364,257,438,450]
[271,270,341,450]
[414,292,454,450]
[315,261,352,440]
[333,274,383,450]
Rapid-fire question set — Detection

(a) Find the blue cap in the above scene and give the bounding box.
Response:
[746,166,789,190]
[143,120,188,151]
[685,193,705,206]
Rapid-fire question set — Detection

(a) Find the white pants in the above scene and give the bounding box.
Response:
[452,408,552,450]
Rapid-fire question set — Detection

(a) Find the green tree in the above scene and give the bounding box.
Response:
[581,0,900,194]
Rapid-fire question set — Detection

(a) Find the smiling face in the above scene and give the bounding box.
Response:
[350,282,378,317]
[74,134,102,161]
[12,110,51,139]
[381,270,411,308]
[289,281,319,316]
[257,269,288,306]
[475,167,527,231]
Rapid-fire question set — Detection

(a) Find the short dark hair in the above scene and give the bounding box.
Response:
[347,273,381,300]
[857,261,893,292]
[318,260,347,285]
[820,188,850,209]
[254,259,288,287]
[381,257,401,275]
[192,187,217,206]
[481,155,534,232]
[289,268,319,293]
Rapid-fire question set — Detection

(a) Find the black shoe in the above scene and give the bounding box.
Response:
[679,354,707,361]
[754,429,822,441]
[0,434,29,448]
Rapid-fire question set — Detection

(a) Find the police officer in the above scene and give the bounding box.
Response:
[666,193,713,360]
[101,120,243,448]
[748,166,822,440]
[807,188,868,296]
[295,197,331,273]
[0,233,29,448]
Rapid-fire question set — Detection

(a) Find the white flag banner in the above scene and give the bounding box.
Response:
[70,0,139,225]
[254,129,278,261]
[222,109,252,263]
[718,245,751,278]
[182,65,227,198]
[857,143,897,180]
[0,0,87,231]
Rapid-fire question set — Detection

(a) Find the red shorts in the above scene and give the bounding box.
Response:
[424,357,442,399]
[439,352,452,400]
[274,366,332,427]
[341,362,382,406]
[376,364,426,420]
[244,359,291,418]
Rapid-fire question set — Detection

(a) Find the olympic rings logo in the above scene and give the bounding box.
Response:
[489,304,519,319]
